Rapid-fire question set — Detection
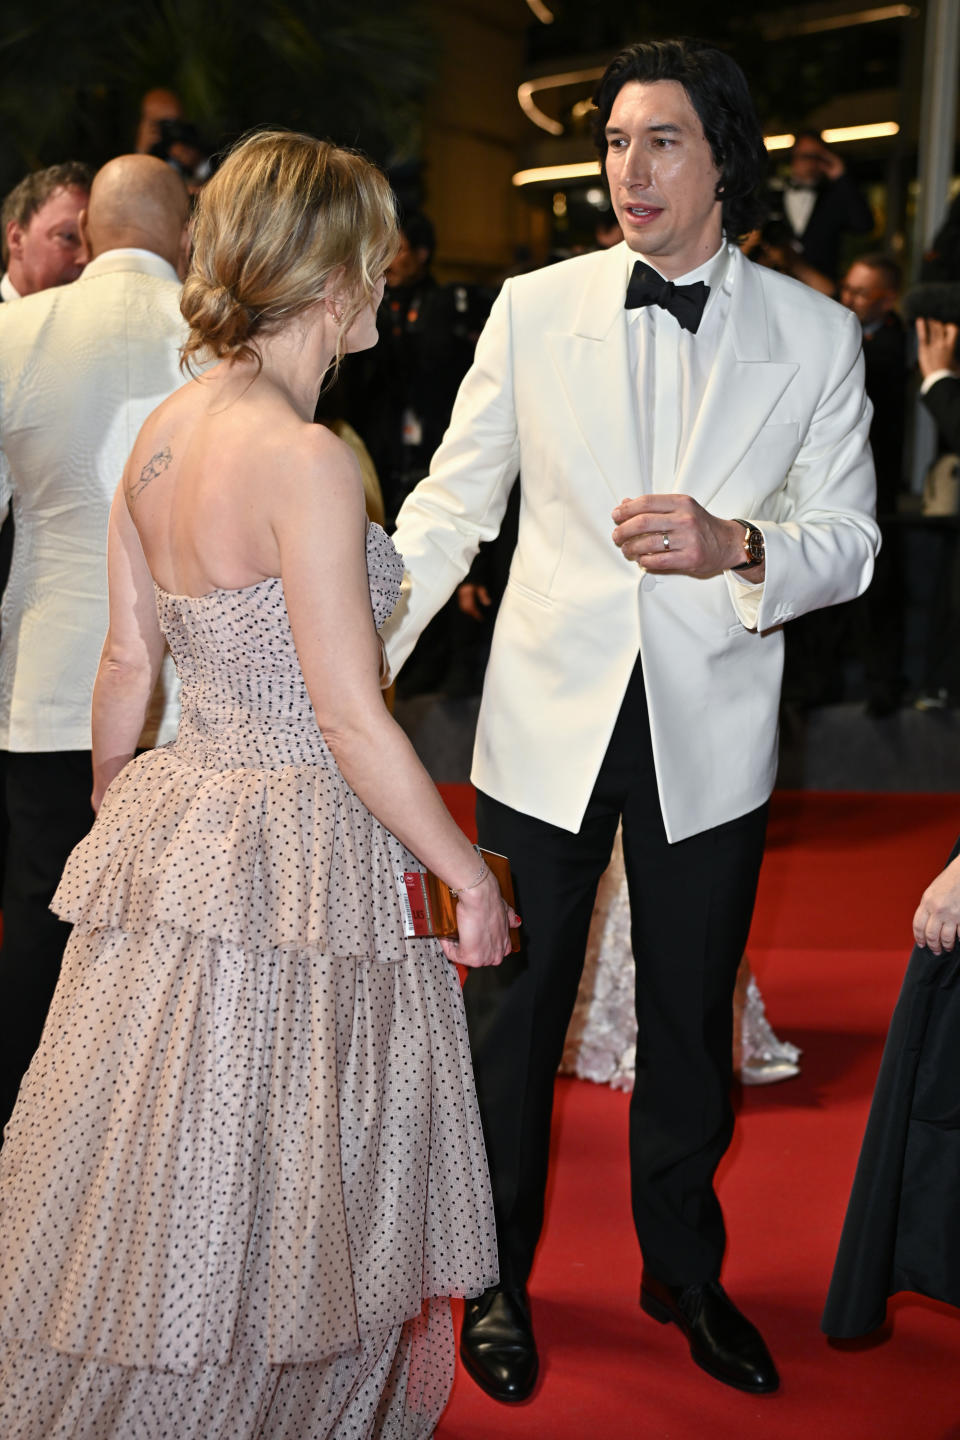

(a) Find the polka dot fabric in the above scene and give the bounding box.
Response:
[0,524,498,1438]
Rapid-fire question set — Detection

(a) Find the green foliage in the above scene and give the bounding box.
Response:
[0,0,435,194]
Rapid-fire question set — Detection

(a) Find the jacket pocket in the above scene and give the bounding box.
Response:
[506,577,553,609]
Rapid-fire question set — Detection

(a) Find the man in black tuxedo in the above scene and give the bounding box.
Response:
[840,254,908,712]
[360,212,489,526]
[918,314,960,454]
[777,131,875,284]
[915,311,960,705]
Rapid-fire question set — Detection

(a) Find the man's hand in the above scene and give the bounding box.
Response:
[457,582,492,622]
[612,493,764,582]
[817,141,845,181]
[916,317,959,380]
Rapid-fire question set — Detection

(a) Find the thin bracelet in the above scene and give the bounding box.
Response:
[449,847,489,899]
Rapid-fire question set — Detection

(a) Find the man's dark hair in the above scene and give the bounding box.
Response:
[591,38,767,242]
[853,251,902,295]
[400,211,435,263]
[1,161,93,268]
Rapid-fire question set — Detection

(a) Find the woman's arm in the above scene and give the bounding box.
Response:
[90,480,166,810]
[274,429,513,968]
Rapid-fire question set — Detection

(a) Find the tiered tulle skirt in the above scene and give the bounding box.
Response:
[0,746,498,1438]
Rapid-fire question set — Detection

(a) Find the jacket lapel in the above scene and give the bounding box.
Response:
[675,250,797,504]
[545,245,639,503]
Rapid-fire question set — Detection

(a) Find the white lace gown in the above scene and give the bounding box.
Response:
[0,524,498,1440]
[561,829,800,1089]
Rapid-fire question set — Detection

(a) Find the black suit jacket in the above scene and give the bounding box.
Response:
[862,312,906,514]
[785,174,875,281]
[922,373,960,456]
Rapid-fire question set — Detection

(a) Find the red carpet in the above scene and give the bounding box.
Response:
[434,789,960,1440]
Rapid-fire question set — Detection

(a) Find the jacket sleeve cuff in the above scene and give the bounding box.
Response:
[920,370,957,395]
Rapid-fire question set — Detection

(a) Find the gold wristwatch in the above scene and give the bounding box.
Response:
[731,518,765,570]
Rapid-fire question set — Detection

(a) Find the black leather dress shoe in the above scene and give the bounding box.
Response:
[460,1284,539,1403]
[640,1275,779,1394]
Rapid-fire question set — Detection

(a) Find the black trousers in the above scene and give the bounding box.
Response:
[0,750,93,1135]
[465,658,768,1289]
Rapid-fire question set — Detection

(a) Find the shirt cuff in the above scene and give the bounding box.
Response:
[921,370,958,394]
[724,569,764,630]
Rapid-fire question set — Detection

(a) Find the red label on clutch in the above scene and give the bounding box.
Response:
[402,872,434,935]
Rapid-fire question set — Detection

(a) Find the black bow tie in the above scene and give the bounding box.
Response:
[624,260,709,334]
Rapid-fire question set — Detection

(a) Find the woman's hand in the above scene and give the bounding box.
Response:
[439,869,520,968]
[913,854,960,955]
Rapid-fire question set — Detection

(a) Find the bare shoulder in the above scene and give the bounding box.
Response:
[266,420,367,531]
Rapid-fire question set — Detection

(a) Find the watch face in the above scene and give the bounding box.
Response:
[747,528,764,564]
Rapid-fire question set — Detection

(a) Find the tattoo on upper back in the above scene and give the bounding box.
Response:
[128,445,173,503]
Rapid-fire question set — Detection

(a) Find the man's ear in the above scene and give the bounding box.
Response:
[78,209,91,256]
[6,219,24,264]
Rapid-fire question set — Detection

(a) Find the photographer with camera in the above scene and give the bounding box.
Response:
[135,87,213,194]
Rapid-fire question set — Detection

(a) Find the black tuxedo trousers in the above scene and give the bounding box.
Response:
[466,655,768,1288]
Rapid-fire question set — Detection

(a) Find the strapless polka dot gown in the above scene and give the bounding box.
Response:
[0,524,498,1439]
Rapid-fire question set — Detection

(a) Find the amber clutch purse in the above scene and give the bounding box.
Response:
[400,849,520,952]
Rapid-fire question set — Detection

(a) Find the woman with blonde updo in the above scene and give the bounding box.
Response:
[0,131,510,1439]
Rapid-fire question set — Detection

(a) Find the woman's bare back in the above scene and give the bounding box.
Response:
[125,361,348,599]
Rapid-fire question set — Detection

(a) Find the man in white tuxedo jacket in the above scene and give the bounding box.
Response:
[0,155,190,1136]
[383,38,878,1400]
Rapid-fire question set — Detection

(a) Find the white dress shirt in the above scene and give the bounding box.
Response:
[782,186,817,237]
[0,273,21,303]
[0,248,185,751]
[625,242,732,491]
[624,242,759,608]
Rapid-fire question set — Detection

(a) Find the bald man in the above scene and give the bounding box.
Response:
[0,156,192,1136]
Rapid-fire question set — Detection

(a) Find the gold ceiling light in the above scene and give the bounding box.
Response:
[764,134,796,150]
[518,67,606,135]
[524,0,555,21]
[821,121,900,141]
[512,160,602,187]
[794,4,916,33]
[764,4,916,39]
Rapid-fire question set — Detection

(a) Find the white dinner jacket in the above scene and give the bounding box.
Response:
[382,242,879,842]
[0,249,187,752]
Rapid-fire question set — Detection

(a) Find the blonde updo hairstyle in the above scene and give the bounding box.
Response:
[181,129,399,374]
